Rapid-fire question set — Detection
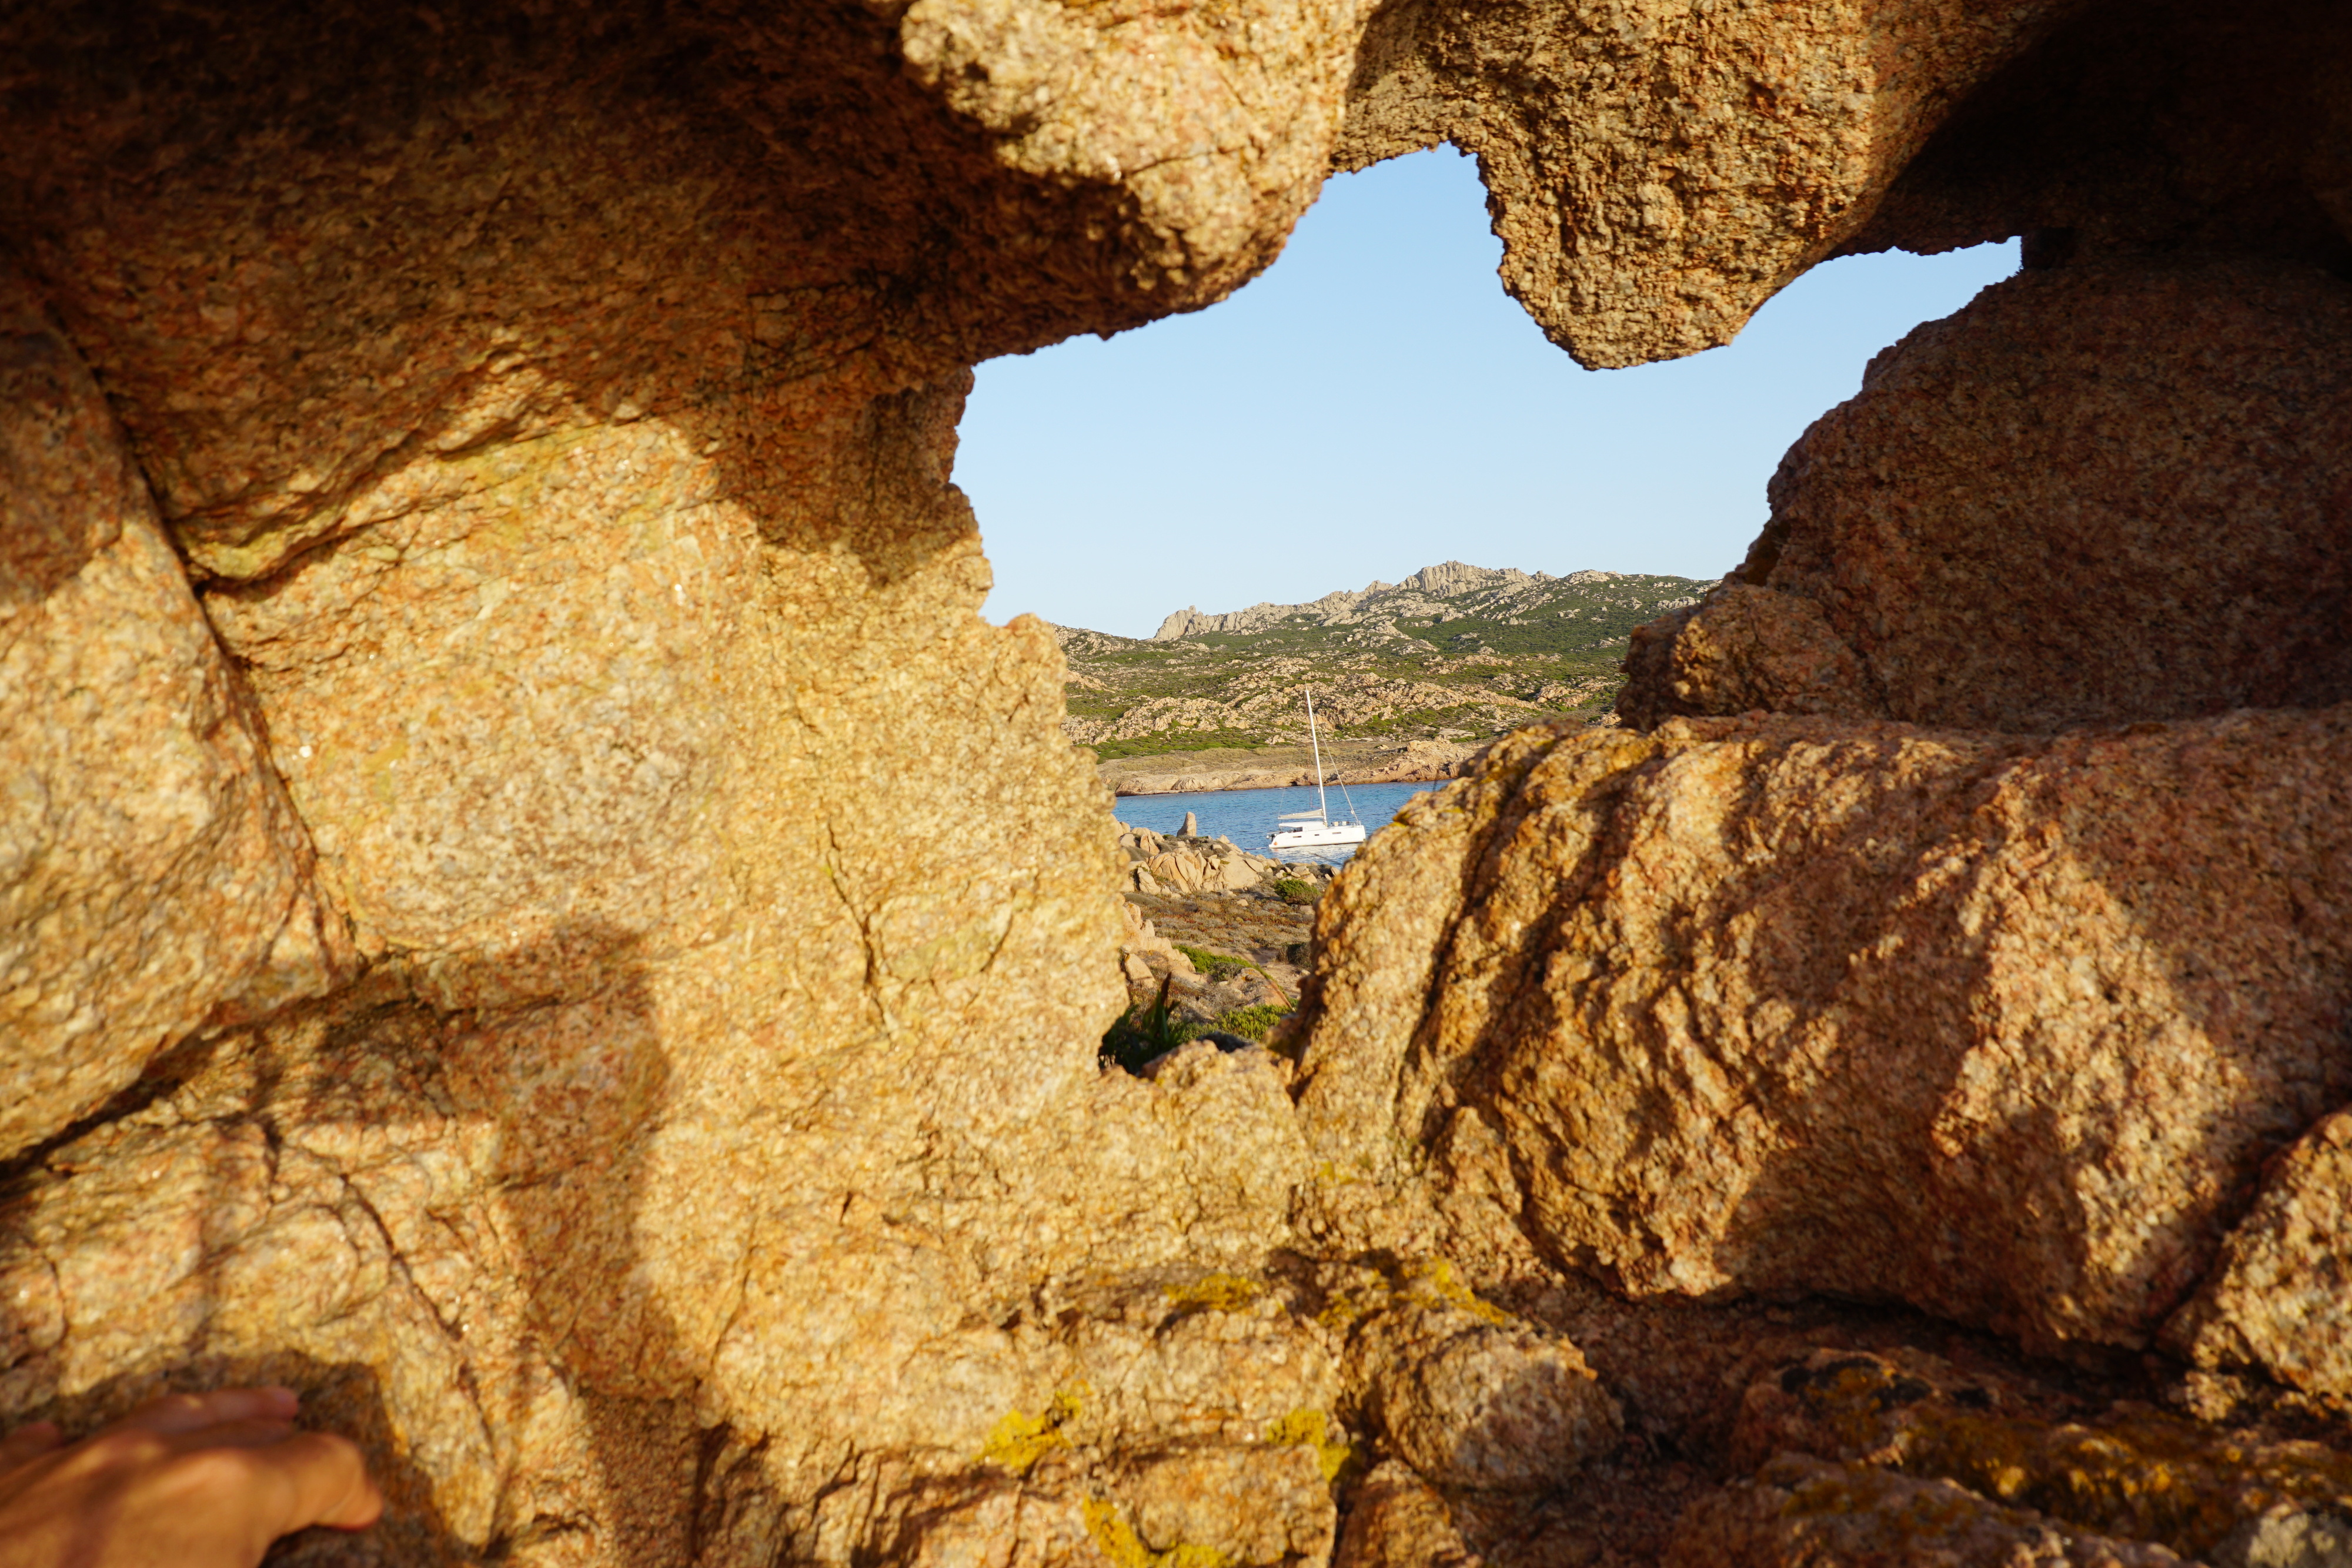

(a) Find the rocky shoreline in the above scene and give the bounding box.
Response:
[1100,736,1496,795]
[1110,824,1335,1044]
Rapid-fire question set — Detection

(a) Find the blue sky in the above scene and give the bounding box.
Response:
[958,146,2017,640]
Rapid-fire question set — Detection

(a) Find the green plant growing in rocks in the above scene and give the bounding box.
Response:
[1211,1002,1290,1043]
[1100,977,1200,1074]
[1174,943,1251,981]
[1271,876,1318,905]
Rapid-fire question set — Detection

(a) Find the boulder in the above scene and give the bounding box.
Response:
[1135,844,1273,895]
[1140,849,1217,895]
[2167,1106,2352,1403]
[1348,1291,1620,1493]
[1296,710,2352,1358]
[1104,1443,1337,1567]
[1308,1259,1619,1502]
[1117,900,1197,994]
[1117,827,1171,862]
[1620,257,2352,734]
[0,272,355,1161]
[1331,1462,1483,1568]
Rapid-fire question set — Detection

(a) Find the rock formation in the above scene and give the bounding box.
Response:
[1618,256,2352,733]
[5,0,2351,1564]
[1150,563,1568,641]
[1337,0,2086,366]
[1296,710,2352,1358]
[0,3,1367,1560]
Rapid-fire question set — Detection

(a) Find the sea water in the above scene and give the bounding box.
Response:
[1110,780,1447,865]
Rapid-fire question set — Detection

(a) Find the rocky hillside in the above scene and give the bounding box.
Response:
[1055,561,1709,760]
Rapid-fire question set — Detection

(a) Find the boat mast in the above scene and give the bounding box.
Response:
[1307,688,1331,823]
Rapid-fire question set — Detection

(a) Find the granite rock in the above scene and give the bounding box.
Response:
[0,271,353,1162]
[0,5,1374,1553]
[1331,1462,1483,1568]
[1349,1292,1621,1493]
[1618,584,1880,731]
[1295,711,2352,1358]
[0,980,1332,1564]
[1338,0,2076,366]
[1843,0,2352,272]
[1665,1455,2194,1568]
[6,0,2352,1560]
[1619,257,2352,733]
[1106,1443,1338,1567]
[2168,1108,2352,1405]
[1728,1348,2352,1563]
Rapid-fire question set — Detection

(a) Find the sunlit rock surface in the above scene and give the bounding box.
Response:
[1337,0,2080,366]
[1619,256,2352,733]
[1296,709,2352,1355]
[0,271,354,1162]
[2170,1107,2352,1406]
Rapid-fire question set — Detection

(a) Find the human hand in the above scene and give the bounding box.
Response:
[0,1386,382,1568]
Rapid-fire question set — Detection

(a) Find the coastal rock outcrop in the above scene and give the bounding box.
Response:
[1620,256,2352,733]
[0,3,1374,1557]
[1295,710,2352,1356]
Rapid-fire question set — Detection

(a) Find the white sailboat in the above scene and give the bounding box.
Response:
[1268,688,1367,852]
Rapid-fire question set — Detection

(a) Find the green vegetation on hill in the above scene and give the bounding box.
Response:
[1055,564,1710,761]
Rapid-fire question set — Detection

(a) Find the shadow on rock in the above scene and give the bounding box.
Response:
[0,922,726,1565]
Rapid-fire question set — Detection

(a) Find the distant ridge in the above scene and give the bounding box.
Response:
[1151,561,1632,640]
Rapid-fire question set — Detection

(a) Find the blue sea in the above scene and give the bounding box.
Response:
[1111,780,1447,865]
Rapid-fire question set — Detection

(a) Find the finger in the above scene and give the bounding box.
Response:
[245,1430,385,1534]
[161,1415,303,1452]
[0,1419,62,1471]
[120,1385,300,1435]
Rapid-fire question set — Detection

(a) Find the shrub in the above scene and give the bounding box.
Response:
[1100,978,1200,1075]
[1271,877,1318,905]
[1174,943,1251,981]
[1212,1002,1291,1044]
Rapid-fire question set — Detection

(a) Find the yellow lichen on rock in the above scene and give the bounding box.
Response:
[1164,1273,1267,1316]
[1733,1348,2352,1563]
[1083,1497,1232,1568]
[982,1389,1090,1475]
[1264,1408,1355,1485]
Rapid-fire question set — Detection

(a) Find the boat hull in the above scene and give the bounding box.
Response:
[1268,821,1367,850]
